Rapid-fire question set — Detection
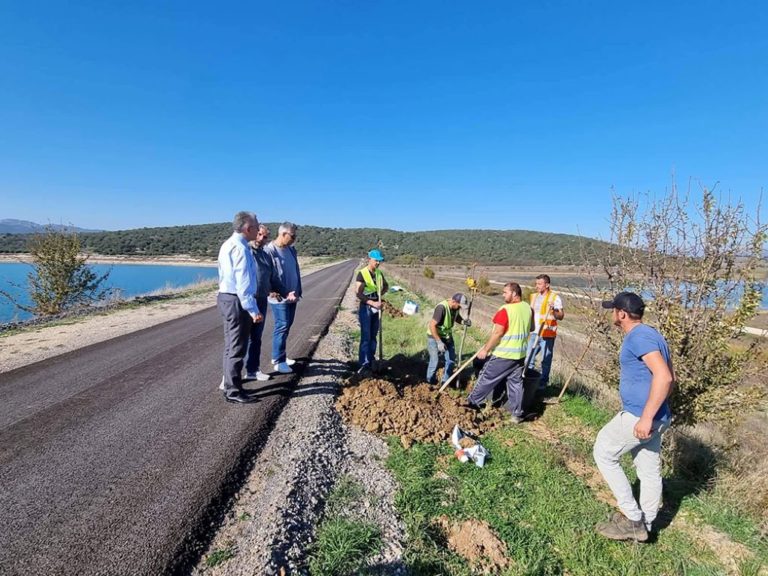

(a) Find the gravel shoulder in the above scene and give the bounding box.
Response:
[1,259,407,575]
[192,277,406,575]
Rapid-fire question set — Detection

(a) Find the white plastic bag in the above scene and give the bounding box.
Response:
[450,424,489,468]
[402,300,419,315]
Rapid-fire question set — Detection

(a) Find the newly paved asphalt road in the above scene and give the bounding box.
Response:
[0,259,358,576]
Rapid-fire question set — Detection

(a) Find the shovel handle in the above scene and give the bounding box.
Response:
[437,350,480,394]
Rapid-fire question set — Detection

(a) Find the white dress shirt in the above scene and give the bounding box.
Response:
[217,232,259,315]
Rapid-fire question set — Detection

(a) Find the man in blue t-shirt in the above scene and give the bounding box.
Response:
[593,292,675,543]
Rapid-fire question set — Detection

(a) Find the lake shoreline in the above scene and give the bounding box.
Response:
[0,253,217,267]
[0,258,344,373]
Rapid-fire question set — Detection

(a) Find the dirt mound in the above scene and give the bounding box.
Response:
[382,300,405,318]
[435,516,510,573]
[336,377,505,448]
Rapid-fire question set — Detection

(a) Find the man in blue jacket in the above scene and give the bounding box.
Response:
[264,222,302,374]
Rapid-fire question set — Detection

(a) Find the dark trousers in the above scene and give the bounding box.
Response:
[218,293,252,394]
[467,356,525,417]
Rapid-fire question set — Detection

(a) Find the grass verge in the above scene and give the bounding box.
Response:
[308,476,382,576]
[373,275,766,575]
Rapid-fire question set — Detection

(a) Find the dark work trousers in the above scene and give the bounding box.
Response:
[218,292,253,395]
[467,355,525,417]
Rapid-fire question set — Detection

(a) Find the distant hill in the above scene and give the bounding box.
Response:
[0,222,610,266]
[0,219,102,234]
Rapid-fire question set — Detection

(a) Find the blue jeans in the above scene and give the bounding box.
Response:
[426,336,456,384]
[245,295,268,374]
[527,334,556,386]
[358,304,380,367]
[270,301,297,364]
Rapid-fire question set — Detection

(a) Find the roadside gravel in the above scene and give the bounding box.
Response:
[192,279,407,575]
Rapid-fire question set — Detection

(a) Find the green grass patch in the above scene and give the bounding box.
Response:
[205,544,236,567]
[387,429,726,576]
[309,517,381,576]
[308,477,383,576]
[560,394,614,430]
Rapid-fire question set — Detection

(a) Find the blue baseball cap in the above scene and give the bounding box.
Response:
[368,249,385,262]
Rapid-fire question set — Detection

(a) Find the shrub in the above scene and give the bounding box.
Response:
[0,226,111,316]
[582,184,766,427]
[423,266,435,279]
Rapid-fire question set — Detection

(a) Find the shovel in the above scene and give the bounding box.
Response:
[456,290,474,368]
[376,272,384,370]
[436,350,480,395]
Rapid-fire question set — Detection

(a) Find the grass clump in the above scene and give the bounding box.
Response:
[308,476,382,576]
[205,544,236,567]
[309,518,381,576]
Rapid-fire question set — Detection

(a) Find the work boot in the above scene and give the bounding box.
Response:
[596,512,648,542]
[357,364,372,377]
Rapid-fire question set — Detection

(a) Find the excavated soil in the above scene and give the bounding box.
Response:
[382,300,406,318]
[435,516,510,574]
[336,374,506,449]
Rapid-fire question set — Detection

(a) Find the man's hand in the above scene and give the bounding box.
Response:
[286,291,298,302]
[463,319,472,327]
[437,340,446,353]
[477,348,488,360]
[369,300,382,309]
[269,291,282,302]
[634,416,653,440]
[251,313,264,324]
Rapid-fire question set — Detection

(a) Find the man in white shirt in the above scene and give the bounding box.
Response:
[217,211,263,404]
[528,274,564,390]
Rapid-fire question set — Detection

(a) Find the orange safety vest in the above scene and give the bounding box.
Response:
[530,290,559,338]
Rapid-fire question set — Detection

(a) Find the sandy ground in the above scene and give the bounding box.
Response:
[0,258,338,374]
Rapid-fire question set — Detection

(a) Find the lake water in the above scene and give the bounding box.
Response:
[0,262,218,324]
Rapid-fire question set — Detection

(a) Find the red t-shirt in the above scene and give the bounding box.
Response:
[492,308,508,332]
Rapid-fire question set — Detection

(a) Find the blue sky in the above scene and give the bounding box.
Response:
[1,1,766,240]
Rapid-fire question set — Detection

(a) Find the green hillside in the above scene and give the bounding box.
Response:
[0,223,609,266]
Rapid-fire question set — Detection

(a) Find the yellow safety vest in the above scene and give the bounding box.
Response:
[357,267,383,296]
[426,300,454,339]
[530,290,559,338]
[494,302,530,360]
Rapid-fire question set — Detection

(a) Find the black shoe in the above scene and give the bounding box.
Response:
[224,392,258,404]
[357,365,372,377]
[462,402,481,411]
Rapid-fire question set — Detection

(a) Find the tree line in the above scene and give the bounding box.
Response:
[0,223,610,266]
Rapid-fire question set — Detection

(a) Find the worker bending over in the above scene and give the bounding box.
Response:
[466,282,533,423]
[426,293,471,386]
